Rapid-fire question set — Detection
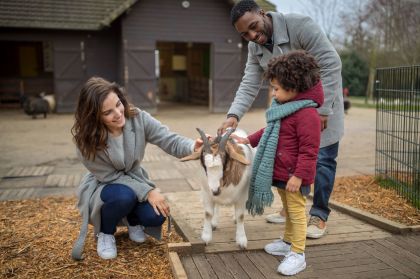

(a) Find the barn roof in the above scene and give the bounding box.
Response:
[0,0,276,31]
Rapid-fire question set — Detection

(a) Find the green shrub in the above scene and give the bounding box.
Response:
[340,51,369,97]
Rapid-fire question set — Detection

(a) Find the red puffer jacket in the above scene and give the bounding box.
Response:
[247,81,324,185]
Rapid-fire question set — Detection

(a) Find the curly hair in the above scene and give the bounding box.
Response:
[264,50,321,93]
[71,77,137,160]
[230,0,261,25]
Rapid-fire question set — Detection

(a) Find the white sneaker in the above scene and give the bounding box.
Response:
[97,232,117,260]
[128,225,146,243]
[277,251,306,276]
[265,212,286,223]
[264,239,291,256]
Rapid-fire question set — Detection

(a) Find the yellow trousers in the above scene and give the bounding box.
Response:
[277,188,307,253]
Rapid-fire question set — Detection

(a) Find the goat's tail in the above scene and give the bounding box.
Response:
[246,191,274,216]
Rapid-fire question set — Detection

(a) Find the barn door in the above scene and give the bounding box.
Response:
[211,47,243,112]
[124,42,157,112]
[54,41,86,112]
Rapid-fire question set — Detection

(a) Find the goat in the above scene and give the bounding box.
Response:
[181,128,255,249]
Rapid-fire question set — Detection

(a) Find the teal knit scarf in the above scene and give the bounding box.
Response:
[246,99,317,216]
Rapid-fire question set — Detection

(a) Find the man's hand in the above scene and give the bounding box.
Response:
[147,189,170,217]
[218,116,238,135]
[286,176,302,193]
[320,115,328,131]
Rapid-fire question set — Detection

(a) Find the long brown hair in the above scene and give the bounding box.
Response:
[71,77,137,160]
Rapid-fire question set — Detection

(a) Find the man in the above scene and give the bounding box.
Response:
[219,0,344,240]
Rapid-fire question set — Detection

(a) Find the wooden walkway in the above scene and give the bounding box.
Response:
[165,191,392,254]
[165,189,420,278]
[181,234,420,278]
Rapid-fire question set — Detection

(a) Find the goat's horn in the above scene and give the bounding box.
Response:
[219,128,235,152]
[196,128,211,153]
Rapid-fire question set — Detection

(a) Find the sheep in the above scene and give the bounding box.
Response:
[40,92,56,112]
[21,95,50,119]
[181,128,255,249]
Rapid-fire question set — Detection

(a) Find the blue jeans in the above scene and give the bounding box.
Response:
[309,142,339,222]
[100,184,165,234]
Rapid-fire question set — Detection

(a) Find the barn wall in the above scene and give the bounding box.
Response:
[0,26,119,112]
[121,0,246,112]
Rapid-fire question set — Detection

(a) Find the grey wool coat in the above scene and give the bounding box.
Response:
[71,108,194,260]
[228,12,344,148]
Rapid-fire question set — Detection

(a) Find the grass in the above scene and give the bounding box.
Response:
[348,96,420,111]
[348,96,377,109]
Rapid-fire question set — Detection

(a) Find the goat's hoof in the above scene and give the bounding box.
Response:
[236,237,247,249]
[201,232,212,245]
[212,225,217,231]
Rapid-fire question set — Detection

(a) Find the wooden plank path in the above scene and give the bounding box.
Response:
[0,174,80,201]
[165,191,392,254]
[180,234,420,278]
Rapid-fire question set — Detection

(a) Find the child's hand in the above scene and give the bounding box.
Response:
[286,176,302,193]
[230,134,250,145]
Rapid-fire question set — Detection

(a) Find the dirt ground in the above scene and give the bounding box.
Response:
[0,105,376,178]
[0,196,183,279]
[333,176,420,226]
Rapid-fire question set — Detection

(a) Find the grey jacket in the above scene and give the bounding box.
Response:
[71,108,194,260]
[228,12,344,148]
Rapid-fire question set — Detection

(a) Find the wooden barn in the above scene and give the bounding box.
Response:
[0,0,275,113]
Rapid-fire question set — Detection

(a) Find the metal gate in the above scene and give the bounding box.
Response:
[375,65,420,208]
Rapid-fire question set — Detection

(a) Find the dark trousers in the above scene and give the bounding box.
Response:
[309,142,340,221]
[100,183,165,234]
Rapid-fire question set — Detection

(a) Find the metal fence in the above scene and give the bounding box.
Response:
[375,65,420,209]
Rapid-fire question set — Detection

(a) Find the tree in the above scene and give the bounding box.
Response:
[340,50,369,97]
[367,0,420,66]
[339,0,420,101]
[340,0,420,66]
[297,0,341,42]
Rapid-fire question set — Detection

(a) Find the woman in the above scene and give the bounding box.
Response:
[71,77,201,260]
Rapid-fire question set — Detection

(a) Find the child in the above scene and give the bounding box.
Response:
[233,50,323,275]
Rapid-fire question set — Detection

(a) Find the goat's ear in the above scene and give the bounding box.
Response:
[180,146,202,161]
[227,143,250,165]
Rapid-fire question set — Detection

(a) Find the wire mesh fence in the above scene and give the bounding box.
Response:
[375,65,420,209]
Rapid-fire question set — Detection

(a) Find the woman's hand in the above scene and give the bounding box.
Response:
[194,133,212,152]
[230,134,250,145]
[147,189,170,217]
[286,176,302,193]
[194,138,203,152]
